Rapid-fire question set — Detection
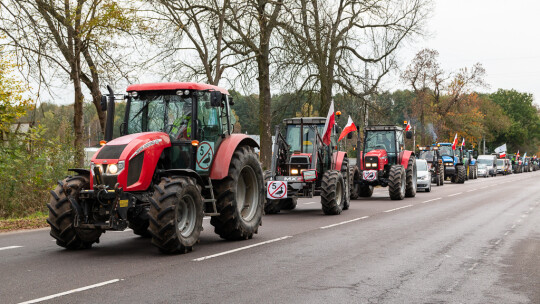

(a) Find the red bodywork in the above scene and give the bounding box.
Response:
[399,150,414,168]
[361,149,389,170]
[126,82,229,94]
[90,132,171,191]
[209,134,259,180]
[332,151,348,170]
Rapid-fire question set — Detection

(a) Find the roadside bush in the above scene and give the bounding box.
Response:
[0,123,75,218]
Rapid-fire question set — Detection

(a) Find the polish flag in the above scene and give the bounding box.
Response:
[338,116,357,142]
[451,133,458,150]
[322,100,335,145]
[461,137,465,148]
[500,152,506,158]
[516,150,520,157]
[405,121,411,132]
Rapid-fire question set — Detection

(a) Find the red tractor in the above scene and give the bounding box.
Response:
[351,125,417,200]
[47,83,264,253]
[264,117,350,215]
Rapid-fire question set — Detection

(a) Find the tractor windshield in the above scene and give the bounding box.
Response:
[127,94,193,139]
[364,131,396,153]
[438,146,454,157]
[418,150,435,161]
[286,124,324,153]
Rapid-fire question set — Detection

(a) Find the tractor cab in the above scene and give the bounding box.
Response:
[361,126,406,169]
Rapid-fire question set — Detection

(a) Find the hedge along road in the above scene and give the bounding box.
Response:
[1,172,540,303]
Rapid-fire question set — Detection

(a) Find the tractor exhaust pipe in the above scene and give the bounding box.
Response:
[104,85,116,142]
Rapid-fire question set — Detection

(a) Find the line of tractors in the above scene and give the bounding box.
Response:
[47,82,534,254]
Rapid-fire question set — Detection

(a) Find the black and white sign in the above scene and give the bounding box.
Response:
[267,181,287,199]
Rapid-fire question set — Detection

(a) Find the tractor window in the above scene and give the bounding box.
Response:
[439,146,453,157]
[286,124,323,153]
[396,131,404,151]
[197,92,222,141]
[419,150,434,161]
[127,99,144,134]
[364,131,395,153]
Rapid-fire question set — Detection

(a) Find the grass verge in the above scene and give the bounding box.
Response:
[0,211,48,233]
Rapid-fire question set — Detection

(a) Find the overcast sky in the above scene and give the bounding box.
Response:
[400,0,540,103]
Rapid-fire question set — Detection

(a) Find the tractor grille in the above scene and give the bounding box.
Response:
[96,145,127,159]
[290,156,310,164]
[127,152,145,186]
[102,175,118,189]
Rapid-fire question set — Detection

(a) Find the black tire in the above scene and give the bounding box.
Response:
[211,146,264,240]
[280,197,297,210]
[468,165,474,179]
[342,159,351,210]
[128,207,151,238]
[388,165,406,200]
[456,165,466,183]
[349,166,360,200]
[405,156,417,198]
[474,165,478,179]
[426,184,431,192]
[358,184,374,197]
[148,177,204,254]
[320,170,346,215]
[47,175,102,250]
[263,170,280,214]
[439,164,445,186]
[465,165,470,181]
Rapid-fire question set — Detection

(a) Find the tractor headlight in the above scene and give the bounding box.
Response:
[106,161,124,175]
[291,168,299,175]
[366,162,377,169]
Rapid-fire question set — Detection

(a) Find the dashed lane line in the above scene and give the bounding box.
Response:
[448,192,463,197]
[303,202,318,205]
[466,189,477,192]
[0,245,23,251]
[383,205,413,213]
[320,216,369,229]
[193,236,292,262]
[18,279,121,304]
[422,198,442,204]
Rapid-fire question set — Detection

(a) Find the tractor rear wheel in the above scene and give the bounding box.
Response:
[321,170,346,215]
[148,177,204,254]
[439,164,445,186]
[342,159,351,210]
[456,165,466,183]
[389,165,406,200]
[128,207,151,238]
[405,156,417,198]
[350,166,361,199]
[211,146,264,240]
[468,165,474,179]
[263,170,281,214]
[280,198,297,210]
[47,175,102,250]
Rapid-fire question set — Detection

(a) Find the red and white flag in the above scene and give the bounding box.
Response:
[338,116,357,142]
[405,121,411,132]
[500,152,506,158]
[461,137,465,148]
[451,133,458,150]
[322,100,335,145]
[516,150,520,157]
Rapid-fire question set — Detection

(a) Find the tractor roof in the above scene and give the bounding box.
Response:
[283,117,326,125]
[126,82,229,95]
[364,125,403,131]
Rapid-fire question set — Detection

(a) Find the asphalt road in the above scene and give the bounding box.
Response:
[2,171,540,304]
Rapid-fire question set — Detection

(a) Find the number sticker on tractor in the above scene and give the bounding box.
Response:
[362,170,377,181]
[267,181,287,199]
[196,141,214,171]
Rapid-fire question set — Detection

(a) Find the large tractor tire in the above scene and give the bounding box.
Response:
[148,177,204,254]
[349,166,361,199]
[128,206,151,238]
[465,165,470,181]
[405,155,417,198]
[47,175,102,250]
[320,170,346,215]
[456,165,466,183]
[389,165,406,200]
[211,146,264,240]
[358,184,374,197]
[439,164,445,186]
[263,170,280,214]
[341,159,351,210]
[280,198,297,210]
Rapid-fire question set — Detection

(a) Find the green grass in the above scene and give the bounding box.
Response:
[0,211,48,232]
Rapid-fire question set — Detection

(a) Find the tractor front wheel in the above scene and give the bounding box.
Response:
[389,165,406,200]
[456,165,466,183]
[148,177,204,254]
[263,170,281,214]
[405,156,417,198]
[128,206,150,237]
[211,146,264,240]
[321,170,346,215]
[358,184,374,197]
[350,166,361,199]
[280,198,297,210]
[47,175,102,250]
[342,159,351,210]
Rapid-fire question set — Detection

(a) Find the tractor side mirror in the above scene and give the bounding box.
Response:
[210,91,222,107]
[228,96,234,106]
[406,131,413,139]
[347,133,353,139]
[100,95,108,112]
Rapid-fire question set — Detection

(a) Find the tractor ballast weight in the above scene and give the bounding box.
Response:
[352,125,417,200]
[436,143,466,183]
[417,145,444,186]
[48,82,265,254]
[264,117,350,215]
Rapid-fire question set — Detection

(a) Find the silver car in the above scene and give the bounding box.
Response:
[477,163,489,177]
[416,159,432,192]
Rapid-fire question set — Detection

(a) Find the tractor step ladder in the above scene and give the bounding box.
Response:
[204,177,220,216]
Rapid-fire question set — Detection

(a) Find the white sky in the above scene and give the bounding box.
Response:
[399,0,540,103]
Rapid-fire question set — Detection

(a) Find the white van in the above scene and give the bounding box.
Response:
[477,155,497,177]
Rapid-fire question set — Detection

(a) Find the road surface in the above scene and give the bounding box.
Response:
[1,172,539,303]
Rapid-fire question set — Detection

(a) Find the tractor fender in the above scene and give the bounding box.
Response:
[158,169,205,187]
[209,134,260,180]
[333,151,348,171]
[399,150,415,168]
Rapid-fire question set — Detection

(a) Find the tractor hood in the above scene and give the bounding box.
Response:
[442,155,454,163]
[90,132,171,191]
[365,149,388,158]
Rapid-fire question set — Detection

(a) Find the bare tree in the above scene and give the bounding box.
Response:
[0,0,138,165]
[278,0,430,115]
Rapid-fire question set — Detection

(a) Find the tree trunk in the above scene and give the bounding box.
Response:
[257,53,272,170]
[73,78,85,167]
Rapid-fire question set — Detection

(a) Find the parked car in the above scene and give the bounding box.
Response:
[496,159,510,175]
[416,159,432,192]
[477,163,489,177]
[477,155,497,177]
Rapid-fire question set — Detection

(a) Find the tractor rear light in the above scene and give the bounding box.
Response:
[191,140,199,146]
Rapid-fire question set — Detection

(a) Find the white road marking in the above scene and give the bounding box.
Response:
[18,279,121,304]
[495,239,501,245]
[511,224,516,229]
[0,245,23,251]
[422,198,442,204]
[480,186,489,189]
[504,231,510,236]
[468,262,479,271]
[193,236,292,262]
[111,228,132,233]
[383,205,413,213]
[466,189,476,192]
[203,216,210,220]
[303,202,318,205]
[320,216,369,229]
[448,192,463,197]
